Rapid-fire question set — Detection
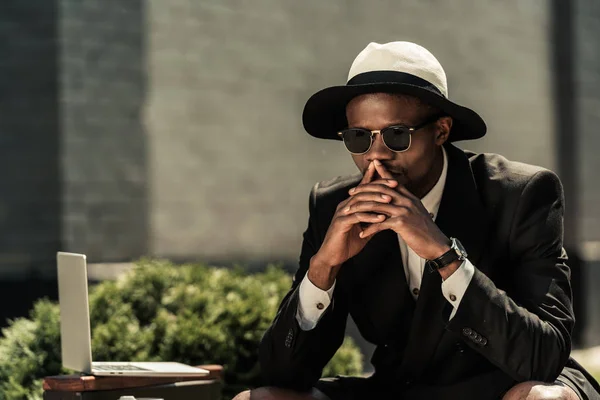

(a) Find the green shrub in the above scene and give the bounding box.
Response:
[0,260,363,399]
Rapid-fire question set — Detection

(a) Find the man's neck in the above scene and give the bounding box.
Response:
[412,146,445,199]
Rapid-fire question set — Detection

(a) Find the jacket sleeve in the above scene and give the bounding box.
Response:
[446,170,574,382]
[259,183,349,391]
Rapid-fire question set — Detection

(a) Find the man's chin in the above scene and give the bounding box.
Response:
[386,172,408,185]
[390,174,416,193]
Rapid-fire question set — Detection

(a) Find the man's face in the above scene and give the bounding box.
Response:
[345,93,450,195]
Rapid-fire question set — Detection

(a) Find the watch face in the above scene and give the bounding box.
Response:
[452,238,468,260]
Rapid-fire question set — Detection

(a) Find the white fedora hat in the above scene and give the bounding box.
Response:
[302,41,486,142]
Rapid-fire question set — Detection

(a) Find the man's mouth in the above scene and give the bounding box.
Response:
[374,168,404,179]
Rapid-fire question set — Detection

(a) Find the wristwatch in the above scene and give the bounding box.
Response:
[426,237,468,272]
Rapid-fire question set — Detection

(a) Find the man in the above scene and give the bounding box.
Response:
[234,42,600,399]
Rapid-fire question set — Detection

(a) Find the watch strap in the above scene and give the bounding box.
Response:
[427,247,460,272]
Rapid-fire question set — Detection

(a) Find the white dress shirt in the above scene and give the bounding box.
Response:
[296,147,475,331]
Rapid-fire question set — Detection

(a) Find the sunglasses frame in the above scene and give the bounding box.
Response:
[337,114,445,155]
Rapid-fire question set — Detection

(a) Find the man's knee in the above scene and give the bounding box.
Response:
[232,390,252,400]
[231,386,325,400]
[502,381,579,400]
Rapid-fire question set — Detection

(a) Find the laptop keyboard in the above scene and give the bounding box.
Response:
[93,364,150,372]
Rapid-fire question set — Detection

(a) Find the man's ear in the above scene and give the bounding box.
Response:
[435,117,453,145]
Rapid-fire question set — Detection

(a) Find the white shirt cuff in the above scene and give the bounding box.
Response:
[441,259,475,320]
[295,273,335,331]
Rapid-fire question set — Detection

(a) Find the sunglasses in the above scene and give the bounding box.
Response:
[337,114,445,155]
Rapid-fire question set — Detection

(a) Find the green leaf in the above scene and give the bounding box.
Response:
[0,260,363,398]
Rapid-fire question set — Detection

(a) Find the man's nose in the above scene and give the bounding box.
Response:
[366,133,393,162]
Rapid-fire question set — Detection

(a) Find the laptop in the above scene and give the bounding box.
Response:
[57,251,210,377]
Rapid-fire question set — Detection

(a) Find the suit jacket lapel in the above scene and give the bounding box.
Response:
[436,144,488,268]
[398,143,489,381]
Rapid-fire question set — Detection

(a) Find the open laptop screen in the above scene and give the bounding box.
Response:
[57,252,94,374]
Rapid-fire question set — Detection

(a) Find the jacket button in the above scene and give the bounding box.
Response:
[462,328,473,336]
[455,342,465,353]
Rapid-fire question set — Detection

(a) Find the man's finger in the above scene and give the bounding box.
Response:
[373,160,394,180]
[342,192,393,209]
[371,178,398,186]
[359,218,393,238]
[350,183,412,207]
[393,182,428,211]
[336,212,386,227]
[368,178,399,189]
[345,201,400,217]
[349,179,398,196]
[359,161,376,185]
[394,182,419,201]
[336,196,352,212]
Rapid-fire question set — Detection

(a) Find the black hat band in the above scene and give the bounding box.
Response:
[347,71,444,97]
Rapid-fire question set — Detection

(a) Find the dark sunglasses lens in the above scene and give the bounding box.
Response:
[342,129,371,154]
[382,127,411,151]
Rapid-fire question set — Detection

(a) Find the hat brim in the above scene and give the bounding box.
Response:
[302,82,486,142]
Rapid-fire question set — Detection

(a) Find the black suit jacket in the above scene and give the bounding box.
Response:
[259,144,600,399]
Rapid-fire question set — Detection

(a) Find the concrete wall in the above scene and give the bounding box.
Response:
[0,1,557,273]
[0,1,61,279]
[2,0,600,357]
[576,0,600,244]
[0,1,576,294]
[59,0,148,265]
[145,0,555,265]
[575,0,600,346]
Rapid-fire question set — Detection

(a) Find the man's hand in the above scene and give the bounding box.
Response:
[308,161,397,290]
[348,160,451,262]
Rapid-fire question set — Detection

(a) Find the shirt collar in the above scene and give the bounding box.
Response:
[420,146,448,220]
